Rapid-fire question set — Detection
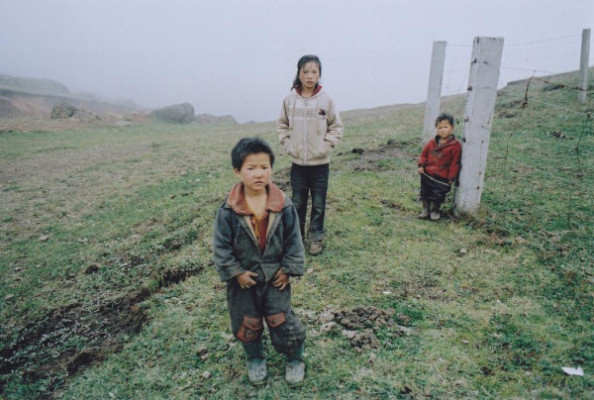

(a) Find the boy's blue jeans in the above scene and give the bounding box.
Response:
[290,163,329,242]
[228,278,305,359]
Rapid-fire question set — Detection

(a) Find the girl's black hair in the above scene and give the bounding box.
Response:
[291,55,322,91]
[435,113,455,127]
[231,137,275,170]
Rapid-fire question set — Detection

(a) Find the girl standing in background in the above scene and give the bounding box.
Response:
[278,55,344,255]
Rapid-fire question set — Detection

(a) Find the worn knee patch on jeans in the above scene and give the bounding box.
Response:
[236,315,264,343]
[269,310,306,354]
[265,312,286,328]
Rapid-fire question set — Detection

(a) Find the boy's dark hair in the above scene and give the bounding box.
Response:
[435,113,455,127]
[231,137,275,170]
[292,54,322,90]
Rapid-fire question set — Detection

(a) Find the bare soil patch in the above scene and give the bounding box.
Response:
[340,139,417,172]
[0,266,202,397]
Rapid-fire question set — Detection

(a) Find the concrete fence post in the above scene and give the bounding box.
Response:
[455,37,504,216]
[422,41,447,142]
[578,28,591,105]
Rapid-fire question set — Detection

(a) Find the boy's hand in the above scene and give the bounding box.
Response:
[236,271,258,289]
[273,269,289,291]
[418,167,424,174]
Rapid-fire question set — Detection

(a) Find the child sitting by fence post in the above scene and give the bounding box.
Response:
[417,113,462,220]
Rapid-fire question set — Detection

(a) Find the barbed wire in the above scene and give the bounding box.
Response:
[500,66,559,75]
[504,33,582,47]
[447,33,581,49]
[442,31,587,101]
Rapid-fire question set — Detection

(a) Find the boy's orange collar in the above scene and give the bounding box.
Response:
[227,182,285,215]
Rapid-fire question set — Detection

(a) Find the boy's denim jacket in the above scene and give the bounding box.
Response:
[213,183,305,283]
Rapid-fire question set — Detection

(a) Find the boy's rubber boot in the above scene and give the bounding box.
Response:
[430,202,441,221]
[243,341,267,386]
[417,201,430,219]
[285,343,305,387]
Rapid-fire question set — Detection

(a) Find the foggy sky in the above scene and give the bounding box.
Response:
[0,0,592,122]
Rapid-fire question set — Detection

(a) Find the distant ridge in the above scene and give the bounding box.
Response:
[0,72,139,118]
[0,73,70,97]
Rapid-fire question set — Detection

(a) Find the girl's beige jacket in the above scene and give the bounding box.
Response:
[278,88,344,166]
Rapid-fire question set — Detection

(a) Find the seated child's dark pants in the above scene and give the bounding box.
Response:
[420,173,451,204]
[227,276,305,358]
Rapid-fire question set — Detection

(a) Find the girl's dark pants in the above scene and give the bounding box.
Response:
[290,163,329,242]
[227,278,305,360]
[420,173,451,204]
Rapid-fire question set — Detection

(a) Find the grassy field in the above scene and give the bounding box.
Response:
[0,72,592,399]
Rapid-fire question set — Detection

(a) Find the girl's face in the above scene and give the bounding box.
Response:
[298,61,320,91]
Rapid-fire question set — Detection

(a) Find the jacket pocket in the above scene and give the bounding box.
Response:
[284,136,302,160]
[308,139,332,161]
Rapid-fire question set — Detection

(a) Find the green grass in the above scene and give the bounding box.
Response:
[1,72,592,399]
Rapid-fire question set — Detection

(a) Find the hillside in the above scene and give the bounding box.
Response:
[0,73,139,119]
[0,69,592,399]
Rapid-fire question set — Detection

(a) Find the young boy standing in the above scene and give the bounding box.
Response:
[213,137,306,387]
[417,113,462,220]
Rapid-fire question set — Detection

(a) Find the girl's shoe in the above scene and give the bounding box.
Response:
[285,360,305,387]
[247,358,267,386]
[309,240,323,255]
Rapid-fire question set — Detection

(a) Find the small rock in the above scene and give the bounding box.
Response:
[318,309,334,323]
[196,346,208,356]
[4,294,14,301]
[320,321,337,333]
[201,371,211,379]
[342,329,357,339]
[85,264,99,274]
[459,248,468,255]
[395,325,413,336]
[39,235,49,242]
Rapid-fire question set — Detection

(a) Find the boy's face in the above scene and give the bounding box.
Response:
[234,152,272,194]
[299,61,320,91]
[436,120,454,141]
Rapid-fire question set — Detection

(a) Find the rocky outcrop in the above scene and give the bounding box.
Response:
[151,103,195,124]
[195,114,237,125]
[0,73,70,96]
[0,97,23,118]
[51,102,79,119]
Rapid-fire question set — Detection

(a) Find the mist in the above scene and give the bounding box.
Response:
[0,0,591,123]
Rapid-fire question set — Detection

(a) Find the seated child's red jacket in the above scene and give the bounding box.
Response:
[418,136,462,180]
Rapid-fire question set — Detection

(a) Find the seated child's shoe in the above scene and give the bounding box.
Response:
[285,360,305,387]
[309,240,323,256]
[417,201,430,219]
[429,202,441,220]
[246,357,267,386]
[417,209,429,219]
